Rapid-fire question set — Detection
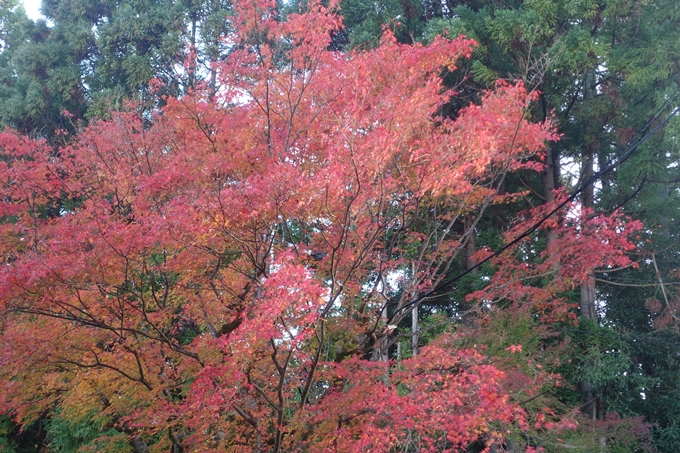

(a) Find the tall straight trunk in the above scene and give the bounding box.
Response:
[580,65,597,319]
[580,115,601,420]
[374,307,390,362]
[411,305,419,356]
[459,215,477,327]
[580,146,597,321]
[542,148,558,256]
[189,16,198,91]
[463,215,477,272]
[575,65,604,421]
[440,0,450,18]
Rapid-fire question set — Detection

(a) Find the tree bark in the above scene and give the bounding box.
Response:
[580,146,597,321]
[411,305,419,357]
[463,215,477,273]
[131,436,149,453]
[458,215,478,327]
[579,118,602,420]
[542,147,558,257]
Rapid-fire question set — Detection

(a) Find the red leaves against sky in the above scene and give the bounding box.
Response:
[0,0,641,451]
[470,193,642,324]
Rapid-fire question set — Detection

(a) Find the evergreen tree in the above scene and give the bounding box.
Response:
[0,0,235,141]
[422,0,680,448]
[328,0,680,448]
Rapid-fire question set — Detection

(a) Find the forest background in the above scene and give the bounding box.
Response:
[0,0,679,452]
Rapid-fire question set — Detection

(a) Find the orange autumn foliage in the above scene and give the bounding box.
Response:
[0,1,640,451]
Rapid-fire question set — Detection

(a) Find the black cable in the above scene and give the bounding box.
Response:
[601,89,680,163]
[580,301,669,316]
[557,327,680,349]
[388,89,680,324]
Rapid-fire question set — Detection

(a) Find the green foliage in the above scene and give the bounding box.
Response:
[0,416,17,453]
[45,411,125,453]
[339,0,428,47]
[418,1,680,449]
[0,0,235,141]
[395,312,450,359]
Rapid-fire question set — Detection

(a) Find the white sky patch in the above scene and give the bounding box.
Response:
[560,155,580,188]
[22,0,43,21]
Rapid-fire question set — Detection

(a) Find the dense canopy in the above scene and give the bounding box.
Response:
[0,0,679,452]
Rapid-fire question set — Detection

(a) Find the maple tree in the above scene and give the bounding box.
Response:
[0,0,646,451]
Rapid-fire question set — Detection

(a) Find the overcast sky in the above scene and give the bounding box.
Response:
[22,0,42,21]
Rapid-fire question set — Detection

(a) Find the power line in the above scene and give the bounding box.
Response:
[389,88,680,324]
[557,327,680,349]
[580,301,670,316]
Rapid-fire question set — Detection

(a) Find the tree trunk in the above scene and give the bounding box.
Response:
[463,215,477,273]
[440,0,450,18]
[542,147,558,257]
[579,123,602,420]
[411,305,419,356]
[131,436,149,453]
[189,15,198,91]
[580,146,597,321]
[459,215,478,327]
